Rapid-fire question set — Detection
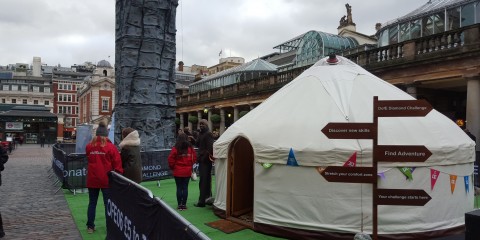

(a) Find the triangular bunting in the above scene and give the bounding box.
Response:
[316,166,326,175]
[262,163,273,169]
[450,175,457,194]
[430,169,440,191]
[406,167,416,180]
[286,148,299,166]
[343,152,357,167]
[464,176,470,193]
[378,172,385,180]
[398,167,413,180]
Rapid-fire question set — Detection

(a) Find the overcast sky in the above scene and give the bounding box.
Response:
[0,0,424,68]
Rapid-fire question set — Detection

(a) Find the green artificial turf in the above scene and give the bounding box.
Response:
[65,178,480,240]
[64,177,283,240]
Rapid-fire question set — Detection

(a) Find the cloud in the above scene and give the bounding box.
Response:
[0,0,422,68]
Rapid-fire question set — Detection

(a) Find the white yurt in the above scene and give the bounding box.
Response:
[212,56,475,239]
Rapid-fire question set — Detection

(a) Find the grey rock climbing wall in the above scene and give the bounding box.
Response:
[115,0,178,151]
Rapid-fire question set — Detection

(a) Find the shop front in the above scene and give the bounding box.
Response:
[0,106,57,144]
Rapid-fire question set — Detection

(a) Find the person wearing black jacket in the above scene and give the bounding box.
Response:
[0,145,9,238]
[194,119,214,207]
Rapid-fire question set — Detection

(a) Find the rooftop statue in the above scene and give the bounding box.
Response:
[339,3,356,27]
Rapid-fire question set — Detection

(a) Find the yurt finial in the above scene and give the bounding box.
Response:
[326,54,339,65]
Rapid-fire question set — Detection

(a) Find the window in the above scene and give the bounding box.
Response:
[21,85,28,91]
[44,100,49,106]
[1,99,5,103]
[11,99,16,104]
[461,3,475,27]
[34,100,38,104]
[44,87,50,93]
[33,86,39,92]
[102,98,109,111]
[447,8,460,31]
[58,106,63,113]
[11,85,18,91]
[22,99,27,104]
[2,85,8,91]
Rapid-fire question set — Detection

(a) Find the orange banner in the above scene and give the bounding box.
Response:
[450,175,457,194]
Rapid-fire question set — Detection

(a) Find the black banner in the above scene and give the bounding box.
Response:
[52,144,198,189]
[106,172,209,240]
[106,172,160,239]
[141,150,172,181]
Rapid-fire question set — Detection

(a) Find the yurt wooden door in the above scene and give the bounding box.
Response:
[227,137,254,227]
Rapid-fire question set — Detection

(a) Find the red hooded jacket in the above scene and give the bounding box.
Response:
[86,137,124,188]
[168,146,197,177]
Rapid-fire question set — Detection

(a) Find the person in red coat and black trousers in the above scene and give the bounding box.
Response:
[0,144,8,238]
[168,133,197,210]
[85,121,123,234]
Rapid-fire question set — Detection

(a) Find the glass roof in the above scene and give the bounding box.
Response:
[380,0,477,31]
[191,58,277,86]
[294,31,358,68]
[188,58,278,93]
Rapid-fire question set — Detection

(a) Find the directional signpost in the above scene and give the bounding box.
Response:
[321,123,374,139]
[377,189,432,206]
[321,96,433,240]
[374,145,432,162]
[320,166,375,183]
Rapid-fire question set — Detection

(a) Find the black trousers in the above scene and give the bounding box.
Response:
[0,211,4,234]
[198,161,212,204]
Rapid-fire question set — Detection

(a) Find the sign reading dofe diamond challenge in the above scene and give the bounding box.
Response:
[374,145,432,162]
[377,189,432,206]
[376,99,432,117]
[321,123,374,139]
[321,166,375,183]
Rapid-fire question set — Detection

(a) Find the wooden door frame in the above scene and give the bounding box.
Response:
[225,136,254,228]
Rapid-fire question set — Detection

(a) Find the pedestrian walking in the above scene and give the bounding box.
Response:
[85,121,123,234]
[168,133,197,210]
[40,134,46,148]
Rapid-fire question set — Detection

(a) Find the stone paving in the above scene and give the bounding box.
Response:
[0,144,81,240]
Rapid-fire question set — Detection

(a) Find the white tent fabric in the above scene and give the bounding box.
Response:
[213,56,475,235]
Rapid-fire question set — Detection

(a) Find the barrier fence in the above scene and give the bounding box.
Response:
[106,171,209,240]
[51,143,179,190]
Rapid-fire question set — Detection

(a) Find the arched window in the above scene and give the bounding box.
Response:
[103,70,107,76]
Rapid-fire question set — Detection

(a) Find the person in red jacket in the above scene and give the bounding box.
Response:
[168,133,197,211]
[85,121,123,234]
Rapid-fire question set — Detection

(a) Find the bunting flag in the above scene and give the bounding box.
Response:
[378,172,385,180]
[286,148,299,166]
[343,152,357,167]
[316,166,326,175]
[262,163,272,169]
[406,167,416,180]
[430,169,440,191]
[450,175,457,194]
[464,176,470,193]
[398,167,413,180]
